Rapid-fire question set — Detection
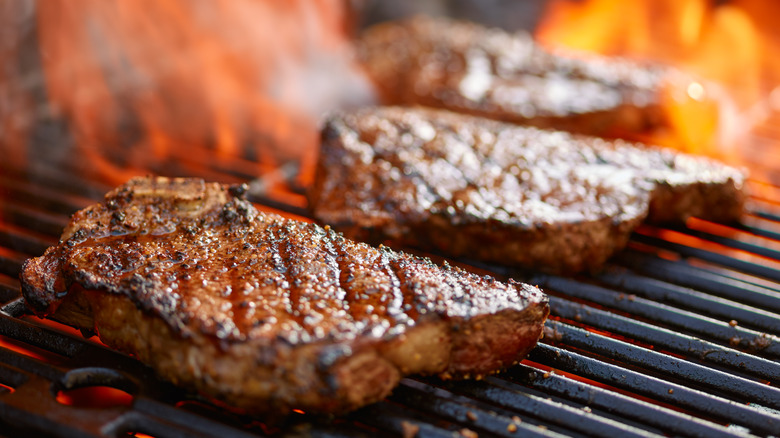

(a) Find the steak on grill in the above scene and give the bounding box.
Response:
[309,106,746,274]
[20,176,549,414]
[357,16,710,142]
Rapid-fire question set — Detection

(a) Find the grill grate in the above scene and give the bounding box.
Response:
[1,145,780,438]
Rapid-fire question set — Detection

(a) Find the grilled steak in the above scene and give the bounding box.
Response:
[20,176,549,414]
[309,107,745,274]
[358,16,703,141]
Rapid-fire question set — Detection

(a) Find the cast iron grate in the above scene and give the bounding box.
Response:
[0,147,779,437]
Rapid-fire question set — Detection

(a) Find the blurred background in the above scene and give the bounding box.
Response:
[1,0,779,191]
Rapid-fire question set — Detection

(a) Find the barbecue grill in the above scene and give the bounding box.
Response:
[1,113,779,437]
[2,2,780,437]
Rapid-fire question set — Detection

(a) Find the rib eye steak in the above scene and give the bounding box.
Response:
[357,16,711,142]
[20,176,549,414]
[309,106,746,274]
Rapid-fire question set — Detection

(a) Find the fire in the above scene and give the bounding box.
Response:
[56,386,134,408]
[3,0,372,188]
[536,0,780,183]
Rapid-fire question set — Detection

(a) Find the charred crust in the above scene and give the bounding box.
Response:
[181,223,200,235]
[228,183,249,199]
[20,176,550,415]
[220,201,252,225]
[68,228,89,244]
[110,210,126,226]
[20,276,55,315]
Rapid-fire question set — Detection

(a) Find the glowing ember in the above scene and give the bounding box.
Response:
[536,0,780,184]
[56,386,134,408]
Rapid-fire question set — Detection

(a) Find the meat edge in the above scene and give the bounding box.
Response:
[46,287,547,414]
[22,251,549,415]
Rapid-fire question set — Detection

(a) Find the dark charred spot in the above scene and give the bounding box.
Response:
[236,202,250,217]
[228,183,248,199]
[68,228,89,245]
[221,202,239,222]
[127,273,156,297]
[110,210,126,226]
[181,224,200,235]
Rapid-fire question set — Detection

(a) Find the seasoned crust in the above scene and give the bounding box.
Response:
[309,107,746,274]
[357,16,678,141]
[21,176,549,414]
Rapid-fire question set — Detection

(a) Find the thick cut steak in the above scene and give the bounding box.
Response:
[309,107,745,274]
[358,16,708,142]
[21,176,549,414]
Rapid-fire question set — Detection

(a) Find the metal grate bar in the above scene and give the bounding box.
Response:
[351,402,471,438]
[0,309,84,358]
[0,202,70,238]
[662,225,780,261]
[0,175,93,216]
[499,363,753,438]
[0,275,22,304]
[549,297,780,382]
[631,233,780,282]
[0,223,57,258]
[594,270,780,334]
[540,321,780,410]
[737,221,780,242]
[0,248,28,279]
[616,250,780,313]
[126,398,262,438]
[0,347,64,385]
[528,344,780,436]
[0,162,112,202]
[751,210,780,223]
[434,377,664,437]
[534,275,780,359]
[389,380,566,437]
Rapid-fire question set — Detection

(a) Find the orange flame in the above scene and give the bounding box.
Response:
[22,0,372,187]
[536,0,780,182]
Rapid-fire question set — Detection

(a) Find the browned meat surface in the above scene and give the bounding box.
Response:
[20,176,549,415]
[309,107,746,274]
[358,16,703,141]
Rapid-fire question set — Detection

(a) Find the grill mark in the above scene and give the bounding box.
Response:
[330,235,367,329]
[376,248,405,326]
[386,255,420,324]
[322,232,353,326]
[266,224,299,340]
[280,234,306,333]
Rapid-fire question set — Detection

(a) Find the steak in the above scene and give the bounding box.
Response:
[20,176,549,415]
[309,107,746,274]
[357,16,706,142]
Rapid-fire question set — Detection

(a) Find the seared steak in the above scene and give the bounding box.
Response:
[21,176,549,414]
[309,107,745,274]
[358,16,704,142]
